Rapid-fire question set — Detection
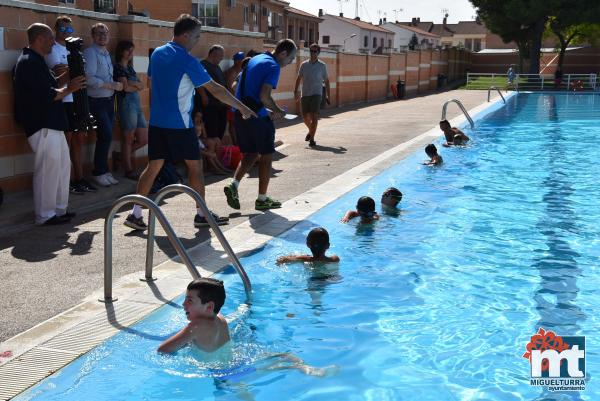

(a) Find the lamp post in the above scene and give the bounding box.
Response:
[343,33,357,52]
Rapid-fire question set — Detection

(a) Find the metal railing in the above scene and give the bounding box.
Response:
[149,184,251,299]
[467,73,598,91]
[103,194,201,303]
[441,99,474,129]
[487,86,506,103]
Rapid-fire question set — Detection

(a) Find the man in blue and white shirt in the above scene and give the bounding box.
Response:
[124,14,255,231]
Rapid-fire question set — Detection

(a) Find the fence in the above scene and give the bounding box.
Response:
[466,73,598,91]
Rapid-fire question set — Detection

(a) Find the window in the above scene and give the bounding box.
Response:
[309,28,314,44]
[59,0,75,4]
[474,38,482,52]
[388,39,392,48]
[299,26,304,41]
[380,38,384,47]
[323,35,330,44]
[364,35,368,48]
[373,37,377,48]
[94,0,115,13]
[192,0,219,27]
[288,25,294,39]
[243,6,249,23]
[465,38,473,50]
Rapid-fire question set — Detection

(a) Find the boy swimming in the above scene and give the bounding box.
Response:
[381,187,402,209]
[277,227,340,264]
[424,144,443,166]
[439,120,469,147]
[341,196,379,223]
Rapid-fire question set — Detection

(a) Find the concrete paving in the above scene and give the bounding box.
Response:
[0,89,499,342]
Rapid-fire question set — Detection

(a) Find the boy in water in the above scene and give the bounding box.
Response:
[341,196,379,223]
[439,120,469,147]
[277,227,340,265]
[424,144,443,166]
[158,278,230,353]
[381,187,402,211]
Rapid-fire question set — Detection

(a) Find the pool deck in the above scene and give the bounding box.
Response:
[0,90,507,400]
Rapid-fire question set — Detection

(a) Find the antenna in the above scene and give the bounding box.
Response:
[441,8,449,18]
[337,0,349,15]
[392,9,403,21]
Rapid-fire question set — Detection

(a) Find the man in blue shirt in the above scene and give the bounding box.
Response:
[125,14,255,231]
[224,39,297,211]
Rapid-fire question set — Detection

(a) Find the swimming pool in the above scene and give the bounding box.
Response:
[16,93,600,400]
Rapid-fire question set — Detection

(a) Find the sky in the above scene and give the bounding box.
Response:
[289,0,478,24]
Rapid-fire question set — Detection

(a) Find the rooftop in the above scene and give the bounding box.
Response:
[325,14,394,34]
[286,6,323,21]
[386,22,441,38]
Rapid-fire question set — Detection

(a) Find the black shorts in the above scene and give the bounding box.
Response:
[203,105,227,139]
[235,113,275,155]
[63,102,77,132]
[148,126,200,161]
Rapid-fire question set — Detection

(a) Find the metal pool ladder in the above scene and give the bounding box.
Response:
[441,99,475,129]
[103,184,251,303]
[487,86,506,103]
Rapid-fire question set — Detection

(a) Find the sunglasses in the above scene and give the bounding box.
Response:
[384,193,402,200]
[58,26,74,34]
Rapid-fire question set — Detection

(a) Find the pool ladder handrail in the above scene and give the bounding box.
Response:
[148,184,251,299]
[487,86,506,103]
[441,99,475,129]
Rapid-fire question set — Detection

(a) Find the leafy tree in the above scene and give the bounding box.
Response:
[409,33,418,50]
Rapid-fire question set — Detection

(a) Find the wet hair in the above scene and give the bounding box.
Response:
[187,278,226,314]
[208,44,224,55]
[425,144,438,157]
[453,134,464,145]
[274,39,297,56]
[27,23,51,44]
[383,187,402,202]
[91,22,108,35]
[174,14,201,36]
[356,196,376,216]
[54,15,72,29]
[306,227,330,257]
[439,119,451,128]
[115,40,134,65]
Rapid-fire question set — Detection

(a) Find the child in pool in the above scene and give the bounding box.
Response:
[158,278,230,353]
[424,144,443,166]
[341,196,379,223]
[381,187,402,209]
[439,119,469,147]
[276,227,340,265]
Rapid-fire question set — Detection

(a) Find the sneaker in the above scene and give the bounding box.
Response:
[305,133,311,141]
[105,173,119,185]
[255,197,282,210]
[223,183,240,210]
[42,214,71,226]
[70,181,85,195]
[194,212,230,228]
[309,139,317,147]
[78,179,97,193]
[93,174,111,187]
[58,211,76,219]
[124,214,147,231]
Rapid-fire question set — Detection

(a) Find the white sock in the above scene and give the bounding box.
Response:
[231,179,240,188]
[257,193,267,201]
[132,204,142,218]
[197,208,205,217]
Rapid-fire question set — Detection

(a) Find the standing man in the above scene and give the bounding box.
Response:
[223,51,245,144]
[84,23,123,188]
[223,39,297,211]
[46,15,96,195]
[13,23,86,225]
[197,45,228,142]
[294,43,330,147]
[124,14,255,231]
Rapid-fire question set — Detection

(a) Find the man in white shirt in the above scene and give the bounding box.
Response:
[45,15,97,195]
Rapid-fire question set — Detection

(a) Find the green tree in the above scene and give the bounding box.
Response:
[409,33,419,50]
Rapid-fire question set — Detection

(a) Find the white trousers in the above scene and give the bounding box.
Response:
[27,128,71,224]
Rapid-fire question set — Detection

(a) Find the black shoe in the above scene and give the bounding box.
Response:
[124,214,147,231]
[42,214,71,225]
[305,133,311,141]
[78,179,98,193]
[194,212,229,228]
[70,182,85,195]
[309,139,317,147]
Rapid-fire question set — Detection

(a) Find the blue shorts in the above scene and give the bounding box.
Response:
[117,93,147,131]
[148,125,199,161]
[235,113,275,155]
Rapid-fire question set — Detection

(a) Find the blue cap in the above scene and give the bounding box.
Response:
[233,51,245,61]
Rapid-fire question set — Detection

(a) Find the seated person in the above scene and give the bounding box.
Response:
[277,227,340,265]
[158,278,230,353]
[424,144,443,166]
[381,187,402,210]
[194,110,232,175]
[439,119,469,147]
[341,196,379,224]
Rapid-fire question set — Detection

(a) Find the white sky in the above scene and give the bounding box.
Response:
[289,0,478,24]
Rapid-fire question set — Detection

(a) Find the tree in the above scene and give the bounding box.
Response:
[409,33,418,50]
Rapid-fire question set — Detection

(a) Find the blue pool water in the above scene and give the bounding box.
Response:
[17,93,600,400]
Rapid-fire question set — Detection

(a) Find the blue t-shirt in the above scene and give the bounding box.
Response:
[148,42,211,129]
[235,53,280,118]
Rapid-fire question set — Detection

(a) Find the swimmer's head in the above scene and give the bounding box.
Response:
[356,196,376,218]
[425,143,438,158]
[439,119,451,131]
[453,133,464,146]
[306,227,330,257]
[381,187,402,207]
[184,278,226,319]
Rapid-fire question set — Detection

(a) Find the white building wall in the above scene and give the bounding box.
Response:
[382,22,440,49]
[320,15,361,52]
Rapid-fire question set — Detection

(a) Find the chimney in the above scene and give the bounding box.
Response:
[354,16,360,21]
[379,18,382,25]
[383,17,387,23]
[411,17,416,25]
[443,16,447,26]
[417,17,420,22]
[318,9,323,17]
[339,12,344,17]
